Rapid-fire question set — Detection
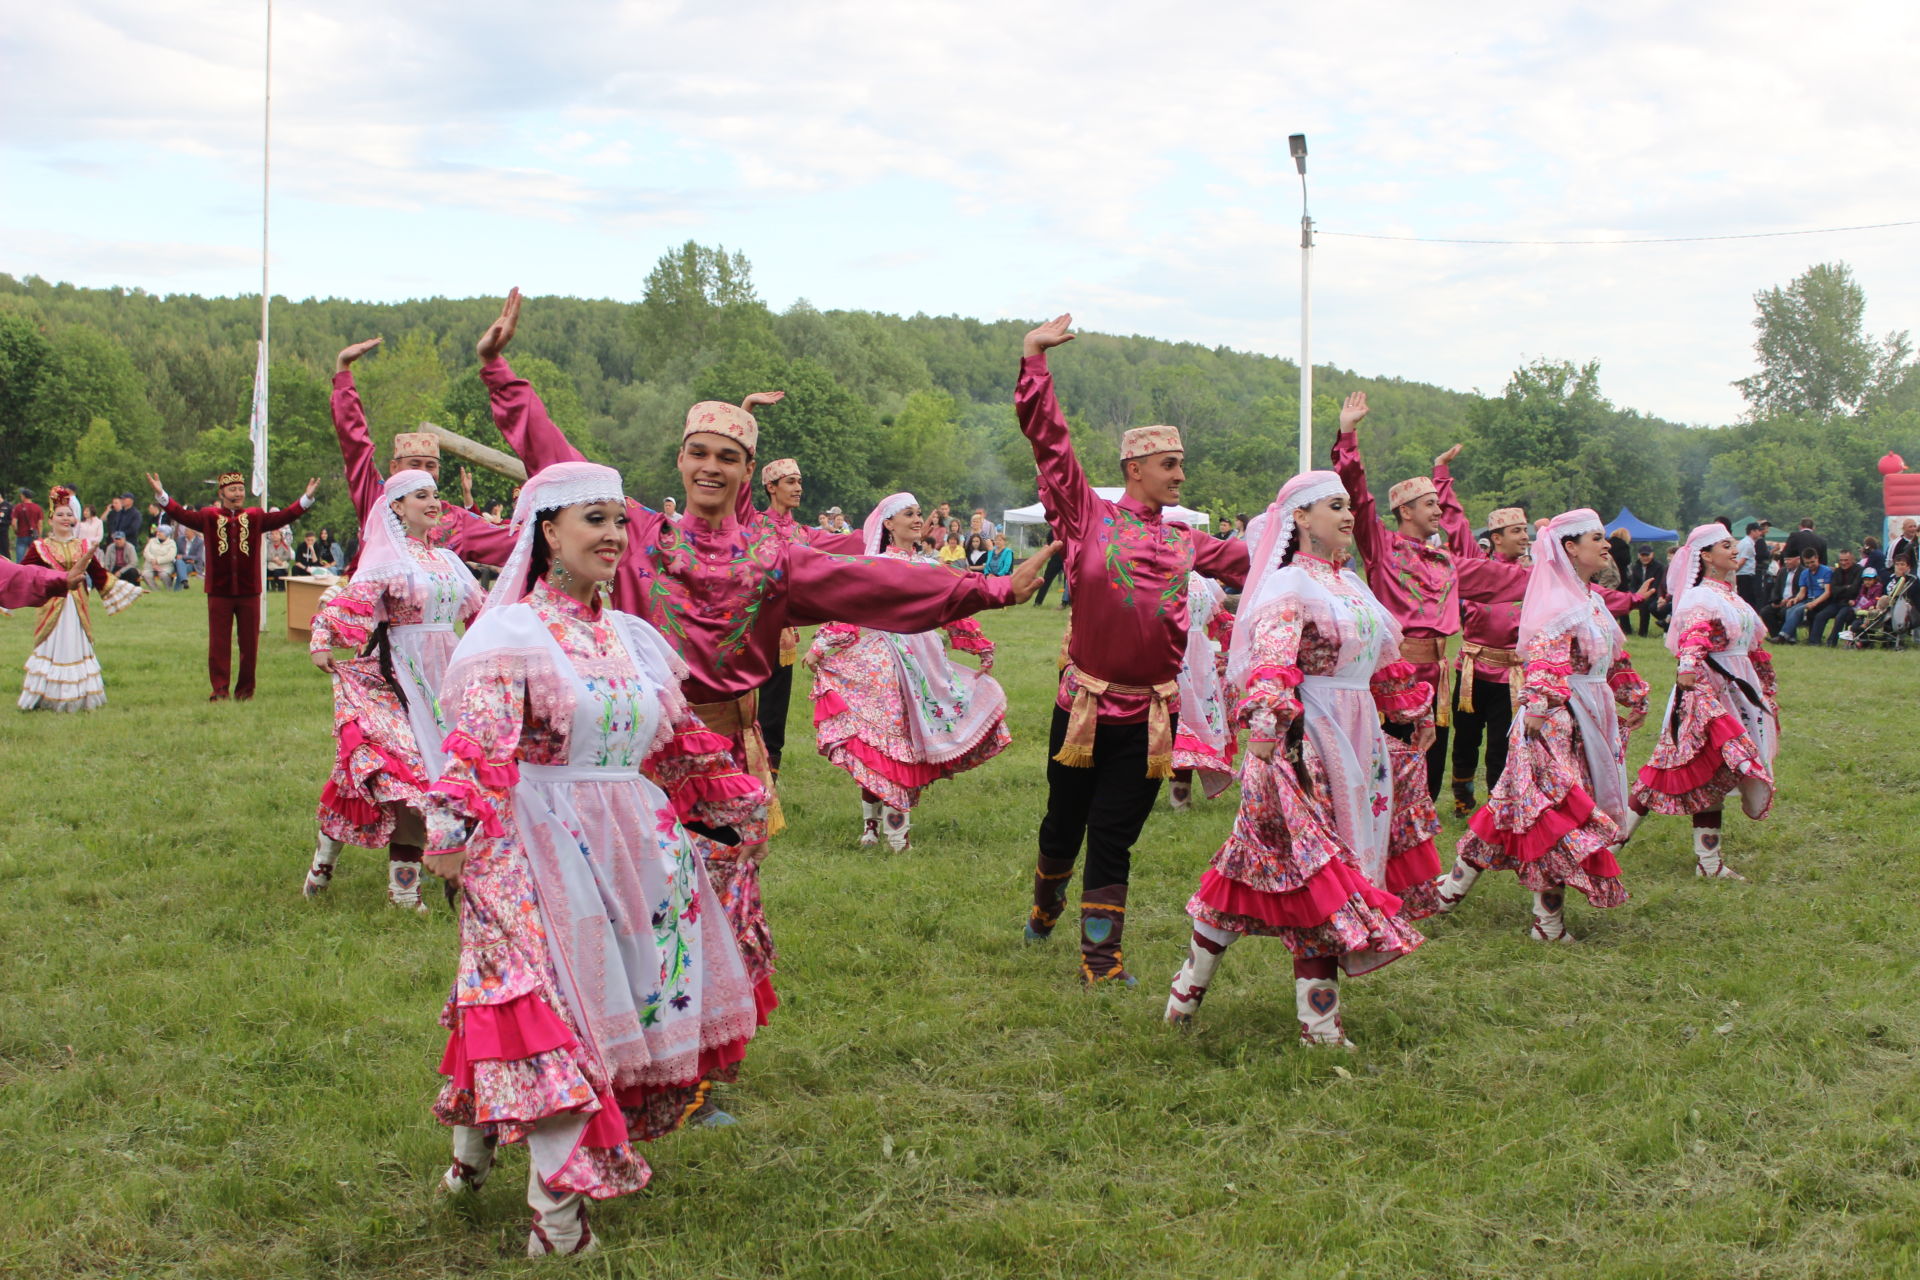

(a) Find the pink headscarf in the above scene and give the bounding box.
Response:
[351,469,437,586]
[1517,507,1605,653]
[483,460,628,614]
[863,492,918,556]
[1665,523,1734,654]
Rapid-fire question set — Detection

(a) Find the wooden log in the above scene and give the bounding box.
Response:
[422,421,528,484]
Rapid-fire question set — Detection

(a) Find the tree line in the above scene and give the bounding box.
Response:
[2,250,1914,545]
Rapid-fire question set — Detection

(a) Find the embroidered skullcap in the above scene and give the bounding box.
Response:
[762,458,800,487]
[217,471,246,486]
[1120,425,1183,461]
[1387,476,1437,512]
[391,431,440,460]
[1487,506,1527,531]
[683,402,758,454]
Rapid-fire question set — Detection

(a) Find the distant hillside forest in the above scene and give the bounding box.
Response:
[3,249,1915,545]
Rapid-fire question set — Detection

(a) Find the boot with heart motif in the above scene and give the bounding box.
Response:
[526,1164,596,1257]
[1295,976,1352,1048]
[858,799,881,847]
[1079,883,1135,987]
[1693,814,1746,881]
[441,1125,497,1194]
[1165,923,1234,1023]
[883,806,912,852]
[1528,887,1575,942]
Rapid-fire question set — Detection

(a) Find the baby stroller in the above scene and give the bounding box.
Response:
[1842,572,1918,650]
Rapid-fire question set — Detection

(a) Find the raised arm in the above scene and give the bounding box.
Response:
[1432,445,1481,559]
[257,482,319,533]
[474,288,588,475]
[1331,392,1388,573]
[1014,316,1093,542]
[331,340,386,521]
[149,473,211,535]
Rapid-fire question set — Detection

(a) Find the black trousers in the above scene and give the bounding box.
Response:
[1448,673,1515,790]
[1735,574,1760,612]
[756,661,794,772]
[1032,556,1063,606]
[1037,705,1167,892]
[1630,598,1660,636]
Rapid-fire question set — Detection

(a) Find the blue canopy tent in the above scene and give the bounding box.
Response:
[1605,507,1679,544]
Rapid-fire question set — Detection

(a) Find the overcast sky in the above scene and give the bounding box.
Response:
[6,0,1919,424]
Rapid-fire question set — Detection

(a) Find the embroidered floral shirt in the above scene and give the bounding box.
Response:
[485,358,1013,705]
[1015,353,1249,725]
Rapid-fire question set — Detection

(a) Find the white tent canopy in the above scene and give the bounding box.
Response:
[1002,489,1212,534]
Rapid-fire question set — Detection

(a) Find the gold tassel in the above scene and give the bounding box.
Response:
[1052,744,1097,769]
[1145,753,1174,781]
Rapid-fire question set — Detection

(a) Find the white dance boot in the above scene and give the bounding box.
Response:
[858,800,881,847]
[441,1125,497,1194]
[1168,778,1192,811]
[1612,807,1643,849]
[882,807,912,852]
[1295,978,1353,1048]
[1165,926,1233,1024]
[303,833,342,898]
[1693,824,1747,882]
[526,1164,596,1257]
[387,857,430,915]
[1528,890,1575,943]
[1432,860,1481,914]
[1737,776,1770,821]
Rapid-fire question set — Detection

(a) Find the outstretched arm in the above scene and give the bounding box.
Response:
[331,339,386,522]
[1014,315,1093,544]
[1432,444,1481,560]
[475,288,589,474]
[258,480,320,532]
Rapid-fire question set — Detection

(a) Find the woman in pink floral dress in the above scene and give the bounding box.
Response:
[1165,471,1440,1048]
[1436,508,1650,941]
[807,493,1010,850]
[1621,523,1778,882]
[305,470,485,912]
[418,461,763,1257]
[1168,571,1238,809]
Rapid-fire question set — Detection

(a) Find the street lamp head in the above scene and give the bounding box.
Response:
[1288,133,1308,175]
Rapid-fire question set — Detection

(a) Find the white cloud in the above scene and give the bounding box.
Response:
[6,0,1920,422]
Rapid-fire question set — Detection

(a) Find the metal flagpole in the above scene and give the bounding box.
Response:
[1289,134,1312,473]
[255,0,273,621]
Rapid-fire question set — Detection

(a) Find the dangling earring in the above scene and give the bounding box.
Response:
[548,559,572,588]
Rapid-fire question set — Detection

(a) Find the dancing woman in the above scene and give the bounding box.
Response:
[1166,472,1439,1048]
[420,461,763,1257]
[17,486,143,712]
[304,471,486,911]
[1168,571,1237,809]
[1438,509,1650,941]
[806,493,1010,850]
[1623,523,1778,881]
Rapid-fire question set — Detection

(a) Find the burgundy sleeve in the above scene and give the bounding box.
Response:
[482,358,586,474]
[1434,463,1482,560]
[441,505,518,568]
[809,528,868,556]
[1332,429,1387,577]
[786,545,1011,631]
[1593,585,1638,616]
[0,558,67,608]
[331,370,384,523]
[1013,354,1093,542]
[163,500,211,535]
[1455,553,1530,606]
[257,496,313,533]
[1192,531,1250,591]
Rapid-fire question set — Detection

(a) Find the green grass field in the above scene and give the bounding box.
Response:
[4,587,1918,1279]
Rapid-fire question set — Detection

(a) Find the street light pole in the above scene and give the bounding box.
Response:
[1290,133,1312,473]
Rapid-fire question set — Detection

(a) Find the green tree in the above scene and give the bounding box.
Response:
[631,242,776,380]
[51,418,143,508]
[693,355,881,515]
[1734,261,1911,420]
[0,308,58,484]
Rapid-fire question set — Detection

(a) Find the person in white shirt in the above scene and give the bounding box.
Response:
[1735,523,1762,609]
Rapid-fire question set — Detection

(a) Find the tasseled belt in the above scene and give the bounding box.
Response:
[1396,636,1454,728]
[1455,641,1520,714]
[1053,664,1179,779]
[689,691,786,837]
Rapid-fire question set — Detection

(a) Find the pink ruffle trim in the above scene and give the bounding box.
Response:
[442,731,519,788]
[432,777,506,839]
[1373,682,1432,714]
[320,720,427,826]
[1467,786,1599,867]
[670,727,735,757]
[1248,664,1304,688]
[753,976,778,1025]
[329,594,377,617]
[1374,660,1418,682]
[668,769,763,821]
[825,734,952,789]
[1383,838,1441,895]
[1607,669,1643,692]
[1637,711,1748,796]
[814,689,851,720]
[1193,861,1402,930]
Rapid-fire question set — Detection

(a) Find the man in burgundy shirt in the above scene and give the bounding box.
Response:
[13,489,44,558]
[1016,315,1249,986]
[149,469,318,700]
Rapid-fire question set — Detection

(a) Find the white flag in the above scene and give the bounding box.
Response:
[249,339,270,498]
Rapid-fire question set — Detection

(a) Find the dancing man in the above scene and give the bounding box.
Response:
[1015,314,1249,986]
[149,470,318,701]
[474,289,1054,1042]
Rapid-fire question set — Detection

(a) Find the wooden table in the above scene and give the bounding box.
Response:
[285,576,334,641]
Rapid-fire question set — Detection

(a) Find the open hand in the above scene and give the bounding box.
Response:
[1022,314,1075,358]
[335,337,382,373]
[460,466,474,508]
[1412,722,1436,753]
[422,851,466,887]
[1676,671,1698,689]
[1006,541,1065,603]
[1524,712,1548,740]
[311,650,335,673]
[1621,706,1646,731]
[477,287,522,362]
[302,477,321,500]
[144,472,166,499]
[1339,391,1369,432]
[65,562,90,591]
[740,390,787,411]
[1250,739,1277,761]
[1434,443,1462,469]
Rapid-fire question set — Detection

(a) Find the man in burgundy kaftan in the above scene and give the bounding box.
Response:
[1015,315,1249,986]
